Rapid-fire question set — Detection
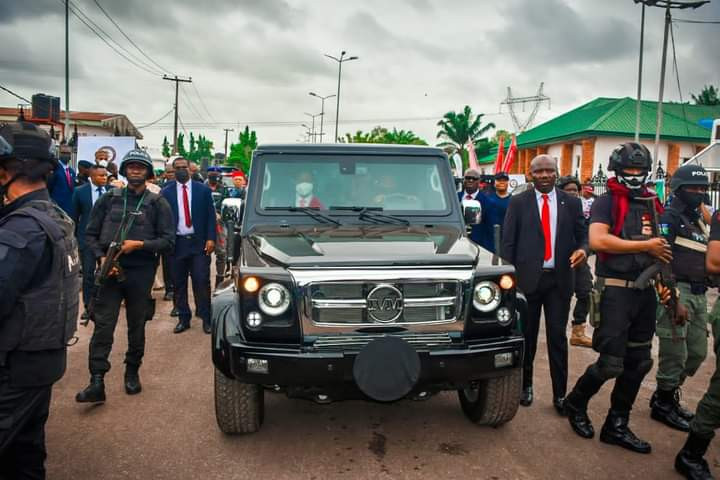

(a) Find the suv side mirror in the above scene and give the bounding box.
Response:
[221,198,244,223]
[462,199,482,225]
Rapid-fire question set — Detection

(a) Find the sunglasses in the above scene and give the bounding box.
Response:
[464,176,479,181]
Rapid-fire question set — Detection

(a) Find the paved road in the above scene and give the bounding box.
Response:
[46,290,719,479]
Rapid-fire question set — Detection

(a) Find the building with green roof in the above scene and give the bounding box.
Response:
[484,97,718,181]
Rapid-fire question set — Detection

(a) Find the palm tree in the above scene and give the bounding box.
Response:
[382,128,427,145]
[691,85,719,106]
[436,106,495,167]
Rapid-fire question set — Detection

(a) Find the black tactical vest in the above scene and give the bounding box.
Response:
[670,209,708,283]
[598,198,655,278]
[0,200,80,353]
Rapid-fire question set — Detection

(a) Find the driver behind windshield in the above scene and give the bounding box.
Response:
[372,174,420,208]
[295,171,324,208]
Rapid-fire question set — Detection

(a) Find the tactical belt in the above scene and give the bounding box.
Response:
[603,277,641,289]
[675,237,707,253]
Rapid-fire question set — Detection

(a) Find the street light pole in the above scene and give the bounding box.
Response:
[65,0,70,143]
[635,2,645,142]
[305,112,321,143]
[324,51,358,142]
[309,92,336,143]
[223,128,234,160]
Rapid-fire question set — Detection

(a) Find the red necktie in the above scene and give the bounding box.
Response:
[182,184,192,228]
[465,194,473,200]
[65,168,72,188]
[541,194,551,261]
[299,198,307,207]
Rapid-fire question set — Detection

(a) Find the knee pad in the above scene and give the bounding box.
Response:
[625,346,653,376]
[594,354,625,380]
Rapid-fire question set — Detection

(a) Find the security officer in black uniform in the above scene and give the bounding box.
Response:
[76,149,174,403]
[651,163,711,432]
[564,142,676,454]
[0,121,80,479]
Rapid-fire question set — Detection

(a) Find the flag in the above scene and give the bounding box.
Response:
[501,134,517,173]
[493,136,505,173]
[467,140,479,171]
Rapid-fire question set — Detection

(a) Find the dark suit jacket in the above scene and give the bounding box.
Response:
[501,188,587,296]
[48,164,76,216]
[72,183,110,250]
[161,180,217,245]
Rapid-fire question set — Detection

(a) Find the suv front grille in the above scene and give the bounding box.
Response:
[309,332,453,352]
[308,281,462,326]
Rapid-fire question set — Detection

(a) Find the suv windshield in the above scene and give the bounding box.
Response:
[257,156,450,213]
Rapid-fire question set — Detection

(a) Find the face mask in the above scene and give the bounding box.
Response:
[617,172,647,190]
[59,154,70,164]
[296,182,313,197]
[175,169,190,183]
[127,176,145,187]
[677,189,704,209]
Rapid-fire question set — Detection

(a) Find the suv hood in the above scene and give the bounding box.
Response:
[247,228,481,267]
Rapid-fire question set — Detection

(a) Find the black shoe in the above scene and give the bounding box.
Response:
[173,321,190,334]
[124,367,142,395]
[651,402,691,432]
[554,397,566,416]
[520,386,533,406]
[675,432,714,480]
[76,374,106,403]
[674,388,696,421]
[163,292,173,301]
[565,400,594,439]
[202,322,212,334]
[170,308,179,317]
[600,411,651,454]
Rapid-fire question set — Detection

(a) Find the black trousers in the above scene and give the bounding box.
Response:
[0,380,52,480]
[171,237,211,325]
[161,253,174,296]
[88,264,155,375]
[572,261,593,326]
[569,286,657,413]
[524,270,572,398]
[80,246,97,307]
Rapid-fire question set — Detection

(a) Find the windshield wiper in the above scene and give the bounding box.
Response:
[265,206,342,226]
[329,206,410,225]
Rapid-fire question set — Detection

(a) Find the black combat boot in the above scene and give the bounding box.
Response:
[651,388,691,432]
[674,388,696,421]
[564,396,595,439]
[124,365,142,395]
[600,410,651,454]
[675,432,714,480]
[75,374,106,403]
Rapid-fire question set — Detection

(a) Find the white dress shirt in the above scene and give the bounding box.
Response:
[89,181,105,205]
[535,188,558,269]
[176,180,195,235]
[462,190,479,200]
[296,195,312,207]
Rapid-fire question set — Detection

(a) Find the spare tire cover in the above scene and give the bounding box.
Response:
[352,336,421,402]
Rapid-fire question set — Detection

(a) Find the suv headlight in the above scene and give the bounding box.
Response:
[258,282,291,316]
[473,281,501,312]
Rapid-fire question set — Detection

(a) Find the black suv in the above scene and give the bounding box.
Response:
[212,144,526,434]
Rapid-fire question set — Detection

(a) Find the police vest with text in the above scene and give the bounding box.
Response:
[668,209,708,283]
[602,199,654,275]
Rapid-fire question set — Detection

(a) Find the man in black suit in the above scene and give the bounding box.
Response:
[72,164,109,320]
[502,154,588,414]
[161,157,216,334]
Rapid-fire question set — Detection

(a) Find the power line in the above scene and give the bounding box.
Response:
[0,84,31,103]
[136,108,174,129]
[669,21,690,138]
[92,0,173,75]
[60,0,162,76]
[181,84,209,122]
[673,18,720,24]
[191,82,217,124]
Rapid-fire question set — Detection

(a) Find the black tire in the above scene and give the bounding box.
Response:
[214,367,264,434]
[457,368,521,427]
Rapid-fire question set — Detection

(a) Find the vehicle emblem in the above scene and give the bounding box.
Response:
[367,284,404,323]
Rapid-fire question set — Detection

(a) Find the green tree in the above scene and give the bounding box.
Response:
[691,85,720,105]
[161,136,171,158]
[227,126,257,174]
[436,106,495,168]
[176,133,187,157]
[341,126,427,145]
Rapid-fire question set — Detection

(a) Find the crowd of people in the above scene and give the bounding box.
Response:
[1,118,719,480]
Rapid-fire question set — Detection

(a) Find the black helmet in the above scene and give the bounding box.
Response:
[557,175,581,190]
[0,121,55,164]
[670,163,709,192]
[608,142,651,172]
[119,148,153,177]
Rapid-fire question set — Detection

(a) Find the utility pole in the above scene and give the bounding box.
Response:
[223,128,234,159]
[325,51,358,142]
[309,92,335,143]
[162,75,192,154]
[499,83,551,133]
[635,2,645,142]
[64,0,70,143]
[305,112,321,143]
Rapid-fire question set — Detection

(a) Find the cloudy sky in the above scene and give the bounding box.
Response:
[1,0,719,155]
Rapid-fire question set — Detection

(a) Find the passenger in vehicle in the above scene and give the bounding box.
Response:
[295,171,324,208]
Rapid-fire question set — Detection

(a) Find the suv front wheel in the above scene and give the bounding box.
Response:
[214,368,264,434]
[457,367,521,427]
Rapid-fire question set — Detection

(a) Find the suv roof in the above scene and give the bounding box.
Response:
[254,143,446,157]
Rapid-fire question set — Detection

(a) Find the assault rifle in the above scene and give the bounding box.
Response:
[634,196,683,341]
[83,212,136,326]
